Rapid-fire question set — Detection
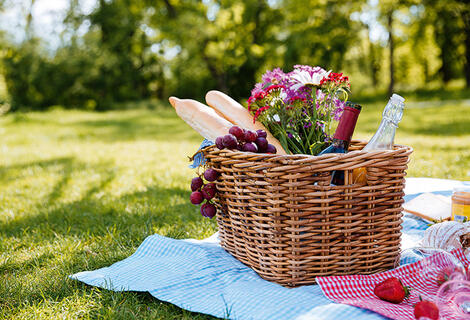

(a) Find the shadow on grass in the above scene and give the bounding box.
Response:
[72,116,197,143]
[395,106,470,137]
[0,154,205,267]
[5,109,201,144]
[0,156,217,319]
[401,118,470,136]
[0,183,200,241]
[0,156,120,211]
[0,157,75,182]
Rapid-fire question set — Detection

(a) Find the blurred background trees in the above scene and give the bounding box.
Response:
[0,0,469,111]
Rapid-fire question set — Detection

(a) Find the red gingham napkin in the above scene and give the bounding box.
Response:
[316,249,470,320]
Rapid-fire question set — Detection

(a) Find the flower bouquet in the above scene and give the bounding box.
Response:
[247,65,350,155]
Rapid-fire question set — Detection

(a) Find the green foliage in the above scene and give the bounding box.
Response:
[2,41,47,111]
[2,0,162,111]
[280,0,364,70]
[1,0,470,110]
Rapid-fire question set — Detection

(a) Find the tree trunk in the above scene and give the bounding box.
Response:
[387,11,394,96]
[163,0,176,18]
[366,24,378,88]
[26,0,36,40]
[423,58,429,83]
[463,13,470,88]
[441,19,453,84]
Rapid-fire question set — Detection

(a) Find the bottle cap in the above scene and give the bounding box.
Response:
[391,94,405,103]
[346,101,362,111]
[383,94,404,125]
[334,106,361,141]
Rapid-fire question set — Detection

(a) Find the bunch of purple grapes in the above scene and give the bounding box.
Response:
[215,126,277,154]
[190,167,219,218]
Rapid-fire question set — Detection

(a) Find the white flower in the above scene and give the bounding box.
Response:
[270,90,287,106]
[290,69,331,90]
[273,114,280,121]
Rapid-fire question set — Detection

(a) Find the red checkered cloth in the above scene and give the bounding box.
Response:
[316,249,470,320]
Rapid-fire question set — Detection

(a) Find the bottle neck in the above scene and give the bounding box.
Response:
[333,106,361,145]
[331,138,350,151]
[363,95,404,151]
[364,114,400,151]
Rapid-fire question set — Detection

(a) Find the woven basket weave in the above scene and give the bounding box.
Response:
[202,140,413,287]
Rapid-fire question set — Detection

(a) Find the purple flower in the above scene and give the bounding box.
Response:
[303,121,312,129]
[333,98,346,121]
[316,89,325,101]
[292,65,327,76]
[251,82,264,97]
[288,132,294,139]
[261,68,287,85]
[284,84,313,104]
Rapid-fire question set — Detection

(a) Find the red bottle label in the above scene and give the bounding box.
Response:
[334,106,361,142]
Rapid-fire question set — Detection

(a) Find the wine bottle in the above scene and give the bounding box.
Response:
[353,94,405,184]
[318,102,362,185]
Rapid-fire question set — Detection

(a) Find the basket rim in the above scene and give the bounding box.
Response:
[202,139,413,163]
[206,139,409,286]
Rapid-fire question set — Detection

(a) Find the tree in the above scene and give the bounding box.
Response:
[455,0,470,88]
[386,9,394,95]
[419,0,469,86]
[281,0,365,72]
[147,0,283,100]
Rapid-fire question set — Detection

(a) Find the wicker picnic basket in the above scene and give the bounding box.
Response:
[202,140,413,287]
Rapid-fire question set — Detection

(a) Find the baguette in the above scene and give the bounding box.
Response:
[205,90,287,154]
[169,97,232,142]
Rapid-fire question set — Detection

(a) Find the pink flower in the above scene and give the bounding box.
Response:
[316,89,326,101]
[333,98,346,120]
[265,84,286,93]
[251,83,264,97]
[253,105,270,123]
[261,68,287,85]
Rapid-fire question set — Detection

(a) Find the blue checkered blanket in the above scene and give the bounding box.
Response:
[71,178,469,320]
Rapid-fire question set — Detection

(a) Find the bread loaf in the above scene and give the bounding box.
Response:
[205,90,287,154]
[169,97,232,142]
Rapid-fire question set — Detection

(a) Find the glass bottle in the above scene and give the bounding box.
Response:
[319,102,362,185]
[353,94,405,184]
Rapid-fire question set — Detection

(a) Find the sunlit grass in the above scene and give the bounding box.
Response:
[354,100,470,180]
[0,106,217,319]
[0,99,469,319]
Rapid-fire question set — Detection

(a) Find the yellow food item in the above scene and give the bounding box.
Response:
[452,190,470,222]
[352,167,367,184]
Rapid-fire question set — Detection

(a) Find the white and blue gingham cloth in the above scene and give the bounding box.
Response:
[71,178,470,320]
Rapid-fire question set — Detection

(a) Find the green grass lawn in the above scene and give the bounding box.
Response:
[0,100,469,319]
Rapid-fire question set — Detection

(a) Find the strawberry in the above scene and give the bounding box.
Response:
[437,265,456,286]
[414,298,439,320]
[374,277,410,304]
